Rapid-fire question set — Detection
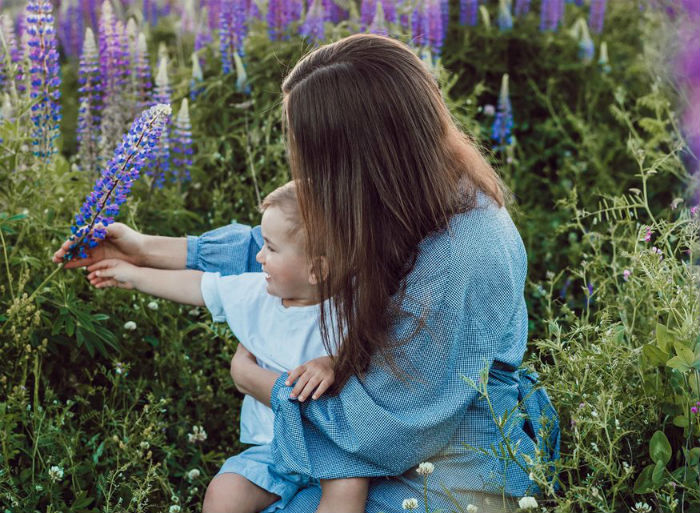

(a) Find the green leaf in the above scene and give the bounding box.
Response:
[652,460,665,484]
[667,356,692,372]
[673,415,689,428]
[633,464,655,494]
[650,431,672,466]
[642,344,668,366]
[656,323,675,352]
[687,447,700,466]
[92,440,105,464]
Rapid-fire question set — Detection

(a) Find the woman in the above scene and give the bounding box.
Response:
[55,34,558,512]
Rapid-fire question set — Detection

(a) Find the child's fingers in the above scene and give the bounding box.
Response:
[86,259,118,273]
[285,365,305,387]
[311,379,332,400]
[290,373,311,399]
[297,375,323,402]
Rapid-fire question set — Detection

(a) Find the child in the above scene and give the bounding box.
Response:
[87,181,369,513]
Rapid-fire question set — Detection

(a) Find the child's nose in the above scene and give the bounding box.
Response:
[255,248,264,264]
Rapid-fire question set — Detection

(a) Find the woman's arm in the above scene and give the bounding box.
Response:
[53,221,262,275]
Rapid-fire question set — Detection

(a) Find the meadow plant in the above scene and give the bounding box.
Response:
[491,73,513,149]
[25,0,61,161]
[460,0,479,26]
[77,27,101,173]
[301,0,327,43]
[66,104,171,260]
[368,2,389,37]
[149,57,172,188]
[497,0,513,31]
[172,99,193,183]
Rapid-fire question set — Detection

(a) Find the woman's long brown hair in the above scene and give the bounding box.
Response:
[282,34,506,394]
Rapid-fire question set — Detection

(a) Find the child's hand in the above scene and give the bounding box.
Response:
[286,356,335,402]
[86,259,142,289]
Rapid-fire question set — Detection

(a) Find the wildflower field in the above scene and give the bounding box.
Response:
[0,0,699,511]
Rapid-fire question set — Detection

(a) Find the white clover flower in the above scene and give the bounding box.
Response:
[186,468,201,481]
[483,104,496,116]
[48,465,64,482]
[187,425,207,444]
[402,498,419,510]
[139,441,150,450]
[123,321,137,331]
[168,506,181,513]
[114,362,125,375]
[632,503,652,513]
[147,301,159,311]
[416,461,434,476]
[518,496,538,510]
[466,505,478,513]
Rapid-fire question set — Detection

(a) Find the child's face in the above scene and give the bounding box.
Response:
[255,206,314,303]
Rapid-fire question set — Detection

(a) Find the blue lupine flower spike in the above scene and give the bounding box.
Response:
[65,104,172,261]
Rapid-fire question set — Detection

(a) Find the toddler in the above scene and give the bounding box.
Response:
[87,181,368,513]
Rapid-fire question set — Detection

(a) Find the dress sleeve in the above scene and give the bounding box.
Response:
[186,222,263,275]
[270,208,527,479]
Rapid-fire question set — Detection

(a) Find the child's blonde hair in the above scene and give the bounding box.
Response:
[259,181,303,242]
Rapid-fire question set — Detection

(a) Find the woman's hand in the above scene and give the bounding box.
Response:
[52,222,145,269]
[286,356,335,402]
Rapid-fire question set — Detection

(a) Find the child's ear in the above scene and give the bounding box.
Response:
[308,257,329,285]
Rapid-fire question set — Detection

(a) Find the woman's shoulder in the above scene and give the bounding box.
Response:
[420,191,525,264]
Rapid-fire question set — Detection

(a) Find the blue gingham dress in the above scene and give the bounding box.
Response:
[187,196,560,513]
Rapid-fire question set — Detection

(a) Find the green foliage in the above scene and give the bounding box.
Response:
[1,1,697,511]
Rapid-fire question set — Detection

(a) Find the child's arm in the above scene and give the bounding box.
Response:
[285,356,335,402]
[86,259,204,306]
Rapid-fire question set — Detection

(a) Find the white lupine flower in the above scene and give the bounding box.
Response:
[123,321,137,331]
[186,468,201,481]
[402,498,419,510]
[147,301,159,310]
[518,496,538,509]
[48,465,64,482]
[466,505,478,513]
[416,461,434,476]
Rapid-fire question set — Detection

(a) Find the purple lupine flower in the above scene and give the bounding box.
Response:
[66,104,172,261]
[491,74,513,148]
[267,0,285,40]
[171,98,193,183]
[220,0,247,72]
[360,0,377,29]
[149,56,171,188]
[382,0,397,24]
[577,19,594,63]
[98,1,129,160]
[142,0,158,26]
[411,2,428,47]
[195,9,213,53]
[459,0,478,26]
[368,1,388,36]
[540,0,564,31]
[327,0,348,23]
[497,0,513,31]
[426,0,444,54]
[622,269,631,281]
[439,0,448,38]
[77,27,102,173]
[514,0,530,17]
[190,52,204,101]
[25,0,62,161]
[80,0,99,31]
[57,0,83,58]
[589,0,606,34]
[301,0,326,42]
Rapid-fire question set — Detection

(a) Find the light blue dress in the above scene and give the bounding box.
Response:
[187,196,559,513]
